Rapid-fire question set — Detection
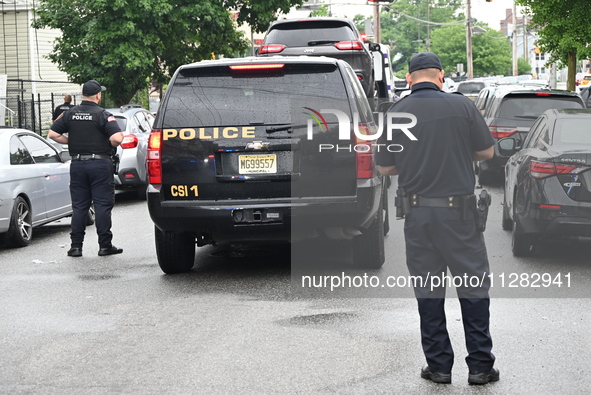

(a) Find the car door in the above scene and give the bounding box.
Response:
[18,134,71,220]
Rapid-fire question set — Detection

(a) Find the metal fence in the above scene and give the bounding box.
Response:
[1,79,82,136]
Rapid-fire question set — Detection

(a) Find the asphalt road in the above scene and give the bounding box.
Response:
[1,185,590,394]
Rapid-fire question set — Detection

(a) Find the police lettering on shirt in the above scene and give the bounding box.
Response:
[71,113,93,121]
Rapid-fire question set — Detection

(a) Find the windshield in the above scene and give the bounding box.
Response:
[264,22,356,47]
[162,63,351,128]
[498,95,583,122]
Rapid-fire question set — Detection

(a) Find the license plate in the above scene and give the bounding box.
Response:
[238,154,277,174]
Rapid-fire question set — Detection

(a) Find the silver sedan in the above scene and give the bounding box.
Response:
[0,129,93,247]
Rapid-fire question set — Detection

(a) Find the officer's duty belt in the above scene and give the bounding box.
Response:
[72,153,111,161]
[410,194,464,208]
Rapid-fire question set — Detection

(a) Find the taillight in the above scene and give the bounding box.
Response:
[334,41,364,50]
[229,63,285,71]
[258,44,285,54]
[147,129,162,185]
[535,92,551,96]
[356,123,375,179]
[120,134,138,149]
[530,160,590,179]
[490,126,517,139]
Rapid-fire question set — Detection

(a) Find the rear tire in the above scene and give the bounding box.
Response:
[6,196,32,247]
[352,197,385,269]
[501,195,512,230]
[511,215,535,257]
[383,186,390,236]
[155,226,196,274]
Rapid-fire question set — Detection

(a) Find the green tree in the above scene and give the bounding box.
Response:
[518,57,532,75]
[379,0,464,73]
[33,0,303,107]
[430,24,511,77]
[516,0,591,91]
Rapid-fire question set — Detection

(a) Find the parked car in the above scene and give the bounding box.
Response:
[107,105,155,199]
[147,56,387,273]
[454,79,490,101]
[0,128,94,247]
[475,87,585,185]
[500,108,591,256]
[580,74,591,87]
[257,18,376,101]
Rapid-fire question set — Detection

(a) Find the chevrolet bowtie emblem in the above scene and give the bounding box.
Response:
[246,141,270,150]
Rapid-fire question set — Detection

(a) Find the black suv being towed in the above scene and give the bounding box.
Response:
[258,18,376,100]
[147,57,387,274]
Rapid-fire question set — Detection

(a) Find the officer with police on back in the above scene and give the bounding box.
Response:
[49,80,124,258]
[376,52,499,385]
[52,94,74,122]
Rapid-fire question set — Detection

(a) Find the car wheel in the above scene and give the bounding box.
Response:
[86,205,95,226]
[511,214,535,257]
[352,196,385,269]
[501,194,512,231]
[6,196,33,247]
[154,226,195,274]
[136,183,148,200]
[383,186,390,236]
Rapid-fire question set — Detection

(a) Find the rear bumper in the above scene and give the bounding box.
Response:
[519,206,591,237]
[147,184,381,243]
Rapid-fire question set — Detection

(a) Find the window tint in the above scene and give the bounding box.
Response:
[524,118,547,149]
[457,82,485,94]
[115,116,127,132]
[19,135,61,163]
[552,118,591,147]
[10,135,34,165]
[265,22,356,46]
[498,95,583,121]
[134,111,154,133]
[162,64,351,128]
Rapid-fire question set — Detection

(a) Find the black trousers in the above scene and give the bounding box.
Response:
[69,159,115,248]
[404,207,495,373]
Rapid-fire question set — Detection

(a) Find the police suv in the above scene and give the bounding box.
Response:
[147,57,387,274]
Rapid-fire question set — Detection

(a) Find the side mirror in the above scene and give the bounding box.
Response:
[368,43,380,51]
[498,137,521,156]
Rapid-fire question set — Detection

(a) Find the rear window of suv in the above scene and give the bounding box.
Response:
[457,82,485,94]
[264,21,357,47]
[497,94,583,121]
[161,63,351,128]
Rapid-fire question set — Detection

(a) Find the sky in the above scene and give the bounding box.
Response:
[286,0,526,32]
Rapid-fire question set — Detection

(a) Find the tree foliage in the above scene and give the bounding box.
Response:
[516,0,591,91]
[33,0,302,106]
[379,0,464,72]
[430,24,512,77]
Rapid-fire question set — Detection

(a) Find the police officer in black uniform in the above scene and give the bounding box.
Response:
[376,52,499,385]
[49,80,124,257]
[52,94,74,121]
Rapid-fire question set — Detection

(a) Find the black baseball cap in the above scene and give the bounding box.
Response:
[82,80,106,96]
[409,52,443,73]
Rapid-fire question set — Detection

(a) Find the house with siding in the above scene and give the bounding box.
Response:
[0,0,81,133]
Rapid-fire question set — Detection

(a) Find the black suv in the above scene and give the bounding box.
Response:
[475,86,585,184]
[147,57,387,274]
[257,18,375,100]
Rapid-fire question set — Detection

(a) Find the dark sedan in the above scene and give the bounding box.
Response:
[501,108,591,256]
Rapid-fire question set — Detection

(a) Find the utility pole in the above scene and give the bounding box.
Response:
[426,0,430,51]
[512,1,518,76]
[373,2,381,43]
[523,13,528,63]
[465,0,473,79]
